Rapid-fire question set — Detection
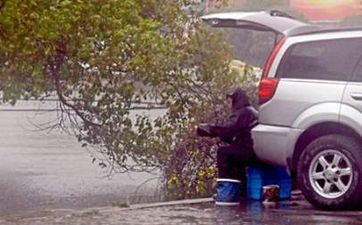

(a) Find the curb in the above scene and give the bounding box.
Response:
[130,198,214,210]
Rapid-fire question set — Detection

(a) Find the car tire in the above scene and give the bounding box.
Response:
[297,134,362,210]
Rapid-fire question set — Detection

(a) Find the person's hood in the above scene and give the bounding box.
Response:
[226,86,250,111]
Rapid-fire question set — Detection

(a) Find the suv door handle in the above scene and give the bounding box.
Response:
[350,93,362,101]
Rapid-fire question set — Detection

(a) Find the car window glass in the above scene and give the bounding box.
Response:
[277,38,362,81]
[352,59,362,82]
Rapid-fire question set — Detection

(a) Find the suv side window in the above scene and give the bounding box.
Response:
[277,38,362,81]
[351,59,362,82]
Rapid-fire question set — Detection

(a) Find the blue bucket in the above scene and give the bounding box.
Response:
[215,179,241,206]
[246,166,292,201]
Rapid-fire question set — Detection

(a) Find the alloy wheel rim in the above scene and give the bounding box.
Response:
[308,149,353,199]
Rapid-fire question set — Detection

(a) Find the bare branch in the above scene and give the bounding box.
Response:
[56,92,102,127]
[48,42,102,128]
[132,176,161,197]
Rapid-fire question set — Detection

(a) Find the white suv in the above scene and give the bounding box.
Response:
[203,11,362,209]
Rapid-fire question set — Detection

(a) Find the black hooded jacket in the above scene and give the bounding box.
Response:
[209,87,257,149]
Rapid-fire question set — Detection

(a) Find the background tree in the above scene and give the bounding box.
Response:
[0,0,253,175]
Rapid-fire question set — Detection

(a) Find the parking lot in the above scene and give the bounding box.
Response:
[1,197,362,225]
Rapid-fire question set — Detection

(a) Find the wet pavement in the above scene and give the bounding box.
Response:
[1,198,362,225]
[2,101,362,224]
[0,101,160,215]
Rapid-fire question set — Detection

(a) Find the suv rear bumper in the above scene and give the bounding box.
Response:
[251,124,303,167]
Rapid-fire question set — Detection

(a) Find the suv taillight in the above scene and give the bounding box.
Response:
[259,78,279,105]
[259,37,285,105]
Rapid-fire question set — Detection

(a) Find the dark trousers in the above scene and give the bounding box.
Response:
[217,145,255,181]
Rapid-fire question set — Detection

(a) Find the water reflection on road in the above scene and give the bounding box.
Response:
[0,101,160,215]
[211,200,362,225]
[2,199,362,225]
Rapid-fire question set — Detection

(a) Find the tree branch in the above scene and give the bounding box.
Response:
[56,91,101,127]
[50,41,102,128]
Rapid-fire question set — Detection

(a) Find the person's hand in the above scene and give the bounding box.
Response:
[197,123,211,136]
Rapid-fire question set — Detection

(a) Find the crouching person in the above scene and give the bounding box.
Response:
[197,86,258,206]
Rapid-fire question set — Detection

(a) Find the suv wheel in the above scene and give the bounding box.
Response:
[297,134,362,210]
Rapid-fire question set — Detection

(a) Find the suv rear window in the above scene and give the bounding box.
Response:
[277,38,362,81]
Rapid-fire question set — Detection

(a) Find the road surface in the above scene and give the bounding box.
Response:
[0,101,160,215]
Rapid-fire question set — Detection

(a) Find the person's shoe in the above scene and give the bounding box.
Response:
[215,178,241,206]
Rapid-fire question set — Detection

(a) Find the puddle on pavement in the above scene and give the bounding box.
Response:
[191,200,362,225]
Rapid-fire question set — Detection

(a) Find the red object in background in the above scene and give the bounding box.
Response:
[290,0,362,22]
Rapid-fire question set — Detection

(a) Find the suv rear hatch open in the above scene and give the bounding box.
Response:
[202,10,316,37]
[202,11,319,105]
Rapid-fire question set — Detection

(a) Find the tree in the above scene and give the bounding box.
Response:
[0,0,246,174]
